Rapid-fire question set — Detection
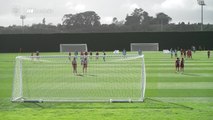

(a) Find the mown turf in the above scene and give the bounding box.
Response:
[0,51,213,120]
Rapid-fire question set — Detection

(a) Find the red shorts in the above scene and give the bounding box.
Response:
[73,64,77,68]
[83,64,87,67]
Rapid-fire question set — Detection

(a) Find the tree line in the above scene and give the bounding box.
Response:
[0,8,213,34]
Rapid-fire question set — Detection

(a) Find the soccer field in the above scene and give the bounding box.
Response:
[0,51,212,120]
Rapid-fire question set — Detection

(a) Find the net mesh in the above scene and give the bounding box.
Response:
[131,43,159,51]
[60,44,87,52]
[12,55,145,102]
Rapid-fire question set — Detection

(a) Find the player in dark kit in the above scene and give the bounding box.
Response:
[36,51,40,60]
[180,58,184,73]
[103,51,106,62]
[68,52,71,61]
[184,49,186,58]
[170,48,173,58]
[31,52,34,61]
[85,51,88,56]
[208,50,210,58]
[175,58,180,72]
[174,49,177,58]
[96,51,99,60]
[72,57,77,75]
[89,51,93,59]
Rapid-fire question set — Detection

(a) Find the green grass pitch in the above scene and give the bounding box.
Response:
[0,51,212,120]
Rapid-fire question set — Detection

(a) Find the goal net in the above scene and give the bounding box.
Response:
[11,55,146,103]
[60,44,88,52]
[131,43,159,51]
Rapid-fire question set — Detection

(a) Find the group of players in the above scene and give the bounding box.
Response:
[31,49,211,74]
[70,49,130,75]
[170,48,193,59]
[30,51,40,60]
[173,48,211,73]
[173,48,194,73]
[69,51,106,75]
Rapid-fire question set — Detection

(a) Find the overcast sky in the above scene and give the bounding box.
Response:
[0,0,213,26]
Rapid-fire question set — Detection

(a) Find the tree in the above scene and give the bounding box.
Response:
[125,8,144,25]
[62,11,101,28]
[125,15,141,25]
[131,8,143,18]
[155,12,172,25]
[112,17,118,24]
[141,11,154,25]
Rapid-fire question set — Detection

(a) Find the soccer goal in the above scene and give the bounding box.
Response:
[60,44,88,52]
[131,43,159,51]
[11,55,146,103]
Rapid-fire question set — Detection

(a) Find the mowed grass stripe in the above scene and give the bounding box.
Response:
[146,89,213,97]
[146,64,213,67]
[147,77,213,82]
[150,97,213,103]
[146,73,213,77]
[146,65,213,72]
[154,82,213,89]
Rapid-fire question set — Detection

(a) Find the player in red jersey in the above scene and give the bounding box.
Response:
[175,58,180,72]
[187,49,192,59]
[208,50,210,58]
[83,57,88,73]
[72,57,77,75]
[189,50,192,59]
[180,58,184,73]
[180,49,184,58]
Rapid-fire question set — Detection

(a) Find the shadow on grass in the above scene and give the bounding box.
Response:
[76,74,97,77]
[182,73,201,77]
[146,98,194,110]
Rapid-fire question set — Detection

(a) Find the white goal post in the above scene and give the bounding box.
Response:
[131,43,159,51]
[11,55,146,103]
[60,44,88,52]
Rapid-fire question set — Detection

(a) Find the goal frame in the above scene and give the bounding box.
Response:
[130,43,159,51]
[11,55,146,103]
[60,44,88,52]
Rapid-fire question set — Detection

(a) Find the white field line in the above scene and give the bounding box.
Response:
[21,57,51,63]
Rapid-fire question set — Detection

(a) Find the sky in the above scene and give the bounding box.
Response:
[0,0,213,26]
